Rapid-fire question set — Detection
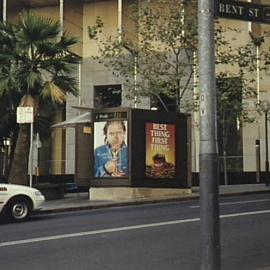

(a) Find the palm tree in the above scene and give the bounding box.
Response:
[0,11,80,185]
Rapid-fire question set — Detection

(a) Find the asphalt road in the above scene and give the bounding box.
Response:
[1,193,270,270]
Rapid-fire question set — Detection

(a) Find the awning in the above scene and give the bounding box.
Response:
[51,112,91,128]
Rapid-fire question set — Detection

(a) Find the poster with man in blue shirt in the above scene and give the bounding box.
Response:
[94,120,128,177]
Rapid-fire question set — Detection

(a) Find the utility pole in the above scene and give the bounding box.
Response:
[198,0,221,269]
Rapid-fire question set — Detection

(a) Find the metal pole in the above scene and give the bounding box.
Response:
[78,61,81,106]
[118,0,122,42]
[29,122,33,187]
[134,55,138,108]
[198,0,221,269]
[256,139,261,183]
[2,145,7,176]
[265,111,269,173]
[3,0,6,22]
[256,45,260,103]
[193,51,200,173]
[59,0,64,37]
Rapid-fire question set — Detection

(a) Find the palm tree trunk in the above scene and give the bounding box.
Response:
[8,124,30,185]
[7,128,19,179]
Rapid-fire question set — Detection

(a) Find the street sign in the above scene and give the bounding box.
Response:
[16,106,34,123]
[216,0,270,24]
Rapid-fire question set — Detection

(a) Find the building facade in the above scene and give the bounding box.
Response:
[2,0,270,184]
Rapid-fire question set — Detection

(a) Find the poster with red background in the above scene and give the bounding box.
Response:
[145,123,176,178]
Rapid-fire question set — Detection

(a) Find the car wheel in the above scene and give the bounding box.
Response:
[6,198,32,222]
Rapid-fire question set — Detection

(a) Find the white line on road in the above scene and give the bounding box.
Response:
[190,199,270,208]
[1,209,270,248]
[0,218,200,247]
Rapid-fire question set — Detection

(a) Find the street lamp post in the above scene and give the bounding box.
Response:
[261,100,270,184]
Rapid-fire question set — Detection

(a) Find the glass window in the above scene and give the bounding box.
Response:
[150,94,177,112]
[94,85,122,108]
[216,77,243,172]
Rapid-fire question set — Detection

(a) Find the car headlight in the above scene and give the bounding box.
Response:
[34,191,43,197]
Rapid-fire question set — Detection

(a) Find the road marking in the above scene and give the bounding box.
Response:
[190,199,270,208]
[0,218,200,247]
[220,209,270,218]
[1,209,270,248]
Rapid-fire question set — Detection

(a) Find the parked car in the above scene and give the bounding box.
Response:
[0,183,45,222]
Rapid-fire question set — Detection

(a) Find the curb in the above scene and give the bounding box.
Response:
[38,195,200,215]
[36,189,270,215]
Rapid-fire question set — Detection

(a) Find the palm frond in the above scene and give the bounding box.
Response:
[16,11,60,44]
[0,11,79,108]
[41,81,66,104]
[53,76,78,97]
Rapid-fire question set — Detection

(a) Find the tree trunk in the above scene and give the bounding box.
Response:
[8,124,30,186]
[7,129,19,179]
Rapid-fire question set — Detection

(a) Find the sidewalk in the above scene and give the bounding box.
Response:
[40,184,270,214]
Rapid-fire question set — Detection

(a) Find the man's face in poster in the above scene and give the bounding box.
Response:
[106,122,125,151]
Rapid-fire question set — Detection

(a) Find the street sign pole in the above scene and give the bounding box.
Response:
[198,0,221,269]
[17,106,34,187]
[29,122,33,187]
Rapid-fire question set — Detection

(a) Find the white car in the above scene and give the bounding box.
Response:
[0,183,45,222]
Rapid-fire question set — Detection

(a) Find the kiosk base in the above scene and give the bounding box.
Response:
[89,187,192,201]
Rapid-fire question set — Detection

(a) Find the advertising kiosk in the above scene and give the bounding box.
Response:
[90,107,191,189]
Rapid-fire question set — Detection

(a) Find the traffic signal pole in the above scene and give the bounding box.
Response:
[198,0,221,269]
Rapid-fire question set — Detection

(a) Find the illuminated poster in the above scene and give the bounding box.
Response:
[94,120,128,178]
[145,123,176,178]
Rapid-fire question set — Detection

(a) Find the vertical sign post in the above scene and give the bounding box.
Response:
[198,0,220,269]
[17,107,34,187]
[29,122,34,187]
